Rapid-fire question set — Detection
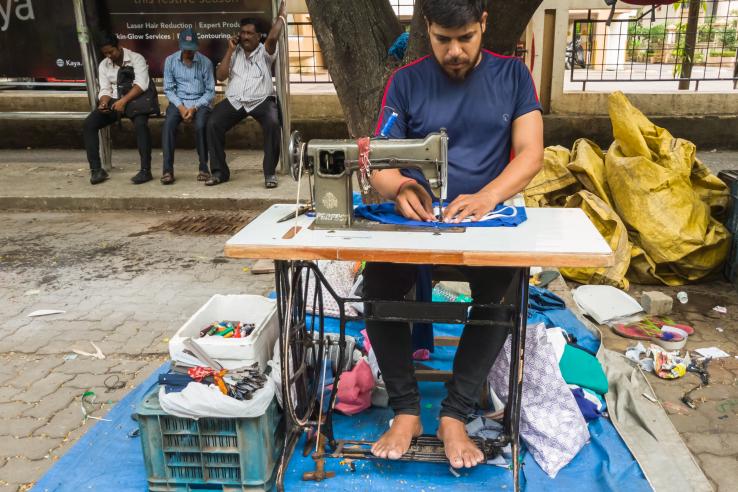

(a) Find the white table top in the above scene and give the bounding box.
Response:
[224,204,613,267]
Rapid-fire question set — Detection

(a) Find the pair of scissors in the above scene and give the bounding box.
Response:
[277,204,312,223]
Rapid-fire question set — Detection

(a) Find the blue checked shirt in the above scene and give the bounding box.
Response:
[163,51,215,109]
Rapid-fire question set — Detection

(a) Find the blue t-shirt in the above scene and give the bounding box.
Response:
[375,50,541,202]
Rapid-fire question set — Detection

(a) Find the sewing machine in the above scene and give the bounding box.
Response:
[287,130,448,229]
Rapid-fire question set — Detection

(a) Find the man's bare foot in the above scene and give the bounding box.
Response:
[371,414,423,460]
[437,416,484,468]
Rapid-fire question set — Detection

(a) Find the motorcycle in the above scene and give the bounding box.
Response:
[566,38,587,69]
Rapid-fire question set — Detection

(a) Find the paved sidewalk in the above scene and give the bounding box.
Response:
[0,149,308,211]
[0,211,273,491]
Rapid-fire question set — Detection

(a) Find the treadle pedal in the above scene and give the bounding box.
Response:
[327,435,503,464]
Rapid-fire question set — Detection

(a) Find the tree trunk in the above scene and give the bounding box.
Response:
[305,0,402,137]
[308,0,542,136]
[679,0,701,90]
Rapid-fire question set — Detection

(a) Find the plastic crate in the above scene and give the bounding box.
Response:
[136,384,284,491]
[718,170,738,233]
[169,295,278,371]
[725,233,738,285]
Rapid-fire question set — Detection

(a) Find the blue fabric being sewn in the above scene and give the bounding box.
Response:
[354,202,527,228]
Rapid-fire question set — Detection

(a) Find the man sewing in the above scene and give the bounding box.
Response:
[366,0,543,469]
[205,1,286,188]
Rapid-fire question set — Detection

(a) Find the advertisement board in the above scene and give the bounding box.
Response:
[106,0,274,77]
[0,1,83,78]
[0,0,274,79]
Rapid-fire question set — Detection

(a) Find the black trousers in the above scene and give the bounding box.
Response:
[206,97,281,180]
[162,103,211,174]
[83,108,151,171]
[363,263,516,422]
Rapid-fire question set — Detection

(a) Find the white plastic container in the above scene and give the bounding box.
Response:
[169,295,278,370]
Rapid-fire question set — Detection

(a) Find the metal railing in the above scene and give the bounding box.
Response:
[568,1,738,91]
[287,21,331,83]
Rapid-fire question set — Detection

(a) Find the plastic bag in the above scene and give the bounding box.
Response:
[158,379,276,419]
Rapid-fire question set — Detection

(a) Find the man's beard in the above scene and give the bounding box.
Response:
[442,48,482,81]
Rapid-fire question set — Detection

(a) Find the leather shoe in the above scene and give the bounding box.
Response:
[90,168,109,185]
[131,170,153,184]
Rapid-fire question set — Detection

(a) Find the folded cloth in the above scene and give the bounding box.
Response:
[571,386,603,421]
[528,285,567,311]
[353,202,527,228]
[559,344,609,395]
[488,322,590,478]
[328,357,375,415]
[158,372,195,394]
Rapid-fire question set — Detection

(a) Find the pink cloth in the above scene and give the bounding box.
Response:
[412,349,430,361]
[330,358,375,415]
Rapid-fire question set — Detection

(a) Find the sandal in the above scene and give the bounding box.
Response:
[197,171,211,182]
[613,318,688,350]
[205,175,224,186]
[160,172,175,185]
[265,175,278,189]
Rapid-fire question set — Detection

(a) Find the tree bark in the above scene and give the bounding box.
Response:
[679,0,701,90]
[308,0,542,136]
[305,0,402,137]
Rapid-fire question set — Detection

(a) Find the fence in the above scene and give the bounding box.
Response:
[568,0,738,91]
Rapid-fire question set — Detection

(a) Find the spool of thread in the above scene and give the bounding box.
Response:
[380,112,398,137]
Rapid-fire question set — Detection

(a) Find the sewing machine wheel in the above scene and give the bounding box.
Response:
[281,263,326,429]
[288,130,306,181]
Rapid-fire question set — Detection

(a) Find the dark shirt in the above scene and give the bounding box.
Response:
[375,50,541,202]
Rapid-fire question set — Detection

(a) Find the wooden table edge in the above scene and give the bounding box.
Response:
[224,244,614,268]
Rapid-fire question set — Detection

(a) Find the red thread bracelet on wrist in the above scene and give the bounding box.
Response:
[395,178,416,198]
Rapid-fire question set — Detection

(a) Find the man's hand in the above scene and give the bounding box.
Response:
[111,99,127,113]
[442,190,499,223]
[184,107,197,123]
[98,96,112,112]
[228,34,239,51]
[395,181,435,222]
[278,0,286,18]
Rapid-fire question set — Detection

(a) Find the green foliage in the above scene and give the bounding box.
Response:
[718,26,737,50]
[708,49,737,58]
[626,22,667,62]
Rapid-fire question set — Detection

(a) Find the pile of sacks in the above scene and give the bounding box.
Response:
[525,91,730,288]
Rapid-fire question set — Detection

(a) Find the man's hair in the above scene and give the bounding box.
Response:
[97,33,118,49]
[240,17,260,29]
[423,0,487,28]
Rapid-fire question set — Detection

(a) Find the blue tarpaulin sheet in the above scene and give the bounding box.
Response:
[33,287,650,491]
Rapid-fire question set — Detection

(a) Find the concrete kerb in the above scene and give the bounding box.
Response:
[0,196,283,212]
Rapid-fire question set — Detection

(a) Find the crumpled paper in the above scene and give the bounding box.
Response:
[651,344,690,379]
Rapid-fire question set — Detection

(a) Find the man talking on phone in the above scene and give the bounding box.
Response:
[205,0,286,188]
[83,35,154,185]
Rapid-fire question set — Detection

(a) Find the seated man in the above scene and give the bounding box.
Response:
[366,0,543,469]
[206,0,286,188]
[83,35,154,185]
[161,28,215,185]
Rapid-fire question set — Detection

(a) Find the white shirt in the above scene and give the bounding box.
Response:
[225,43,276,112]
[98,47,150,100]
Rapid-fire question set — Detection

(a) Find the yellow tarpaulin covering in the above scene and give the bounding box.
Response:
[560,191,631,290]
[525,91,730,286]
[523,146,580,207]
